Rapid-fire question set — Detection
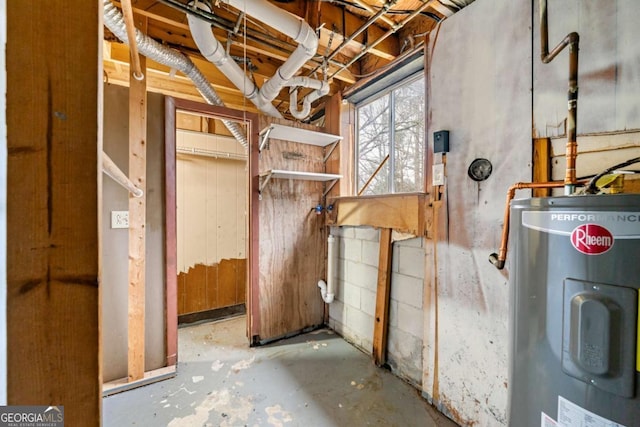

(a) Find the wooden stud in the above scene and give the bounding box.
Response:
[128,18,148,383]
[373,228,393,366]
[6,0,100,424]
[533,138,551,197]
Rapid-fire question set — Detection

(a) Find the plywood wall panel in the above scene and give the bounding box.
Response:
[423,0,531,424]
[256,116,327,342]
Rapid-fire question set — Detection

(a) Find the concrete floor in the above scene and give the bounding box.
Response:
[103,316,457,426]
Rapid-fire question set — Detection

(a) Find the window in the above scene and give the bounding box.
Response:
[356,75,425,195]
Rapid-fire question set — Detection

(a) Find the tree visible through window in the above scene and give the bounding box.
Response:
[356,76,425,195]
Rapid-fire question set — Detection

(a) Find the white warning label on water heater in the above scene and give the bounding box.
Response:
[541,412,558,427]
[557,396,626,427]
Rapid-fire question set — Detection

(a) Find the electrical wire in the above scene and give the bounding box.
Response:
[584,156,640,194]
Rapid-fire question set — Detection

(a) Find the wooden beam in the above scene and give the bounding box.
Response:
[533,138,551,197]
[372,228,393,366]
[331,193,429,236]
[128,18,148,383]
[6,0,100,425]
[109,2,358,83]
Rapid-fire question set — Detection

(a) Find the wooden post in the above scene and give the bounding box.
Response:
[533,138,551,197]
[128,18,148,382]
[372,228,393,366]
[6,0,101,424]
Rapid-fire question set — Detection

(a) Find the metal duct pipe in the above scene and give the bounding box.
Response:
[539,0,579,195]
[187,1,283,118]
[102,151,144,198]
[220,0,326,119]
[103,0,248,147]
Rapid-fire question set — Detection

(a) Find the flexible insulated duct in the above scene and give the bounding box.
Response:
[103,0,248,147]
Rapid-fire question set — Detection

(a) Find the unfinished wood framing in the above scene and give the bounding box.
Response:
[6,1,101,424]
[533,138,551,197]
[330,193,430,235]
[165,98,260,347]
[372,228,393,366]
[324,92,355,197]
[128,29,148,382]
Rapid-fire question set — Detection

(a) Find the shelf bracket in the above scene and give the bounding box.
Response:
[323,140,340,163]
[258,125,273,152]
[323,179,339,198]
[259,171,273,194]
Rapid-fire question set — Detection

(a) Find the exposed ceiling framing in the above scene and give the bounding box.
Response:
[103,0,475,120]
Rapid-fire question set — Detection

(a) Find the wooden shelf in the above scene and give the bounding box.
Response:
[259,169,342,197]
[259,123,342,151]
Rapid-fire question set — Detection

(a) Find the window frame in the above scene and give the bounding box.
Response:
[354,71,426,196]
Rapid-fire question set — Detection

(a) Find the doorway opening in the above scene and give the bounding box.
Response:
[165,98,260,366]
[175,111,247,325]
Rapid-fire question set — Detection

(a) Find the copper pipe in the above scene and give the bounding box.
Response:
[539,0,579,194]
[489,181,578,270]
[121,0,145,81]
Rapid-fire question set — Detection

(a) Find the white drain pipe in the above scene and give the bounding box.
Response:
[318,234,337,304]
[187,1,283,118]
[218,0,327,119]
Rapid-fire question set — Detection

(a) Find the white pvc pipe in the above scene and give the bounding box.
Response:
[102,151,144,198]
[103,0,248,147]
[290,81,329,120]
[318,234,337,304]
[187,2,283,118]
[221,0,326,118]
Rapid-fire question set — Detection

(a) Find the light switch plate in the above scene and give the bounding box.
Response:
[432,164,445,186]
[111,211,129,229]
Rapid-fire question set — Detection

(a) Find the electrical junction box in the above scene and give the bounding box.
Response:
[111,211,129,229]
[434,130,449,153]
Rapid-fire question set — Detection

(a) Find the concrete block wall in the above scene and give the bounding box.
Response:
[328,226,425,387]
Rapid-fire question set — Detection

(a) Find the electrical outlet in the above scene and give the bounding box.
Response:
[111,211,129,229]
[432,164,445,186]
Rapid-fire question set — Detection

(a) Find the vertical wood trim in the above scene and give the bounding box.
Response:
[127,31,147,382]
[372,228,393,366]
[424,39,432,198]
[164,97,178,366]
[533,137,551,197]
[248,115,261,341]
[6,0,101,424]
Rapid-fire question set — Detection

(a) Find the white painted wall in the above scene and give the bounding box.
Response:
[0,0,7,406]
[534,0,640,137]
[328,226,425,387]
[176,130,247,273]
[424,0,531,424]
